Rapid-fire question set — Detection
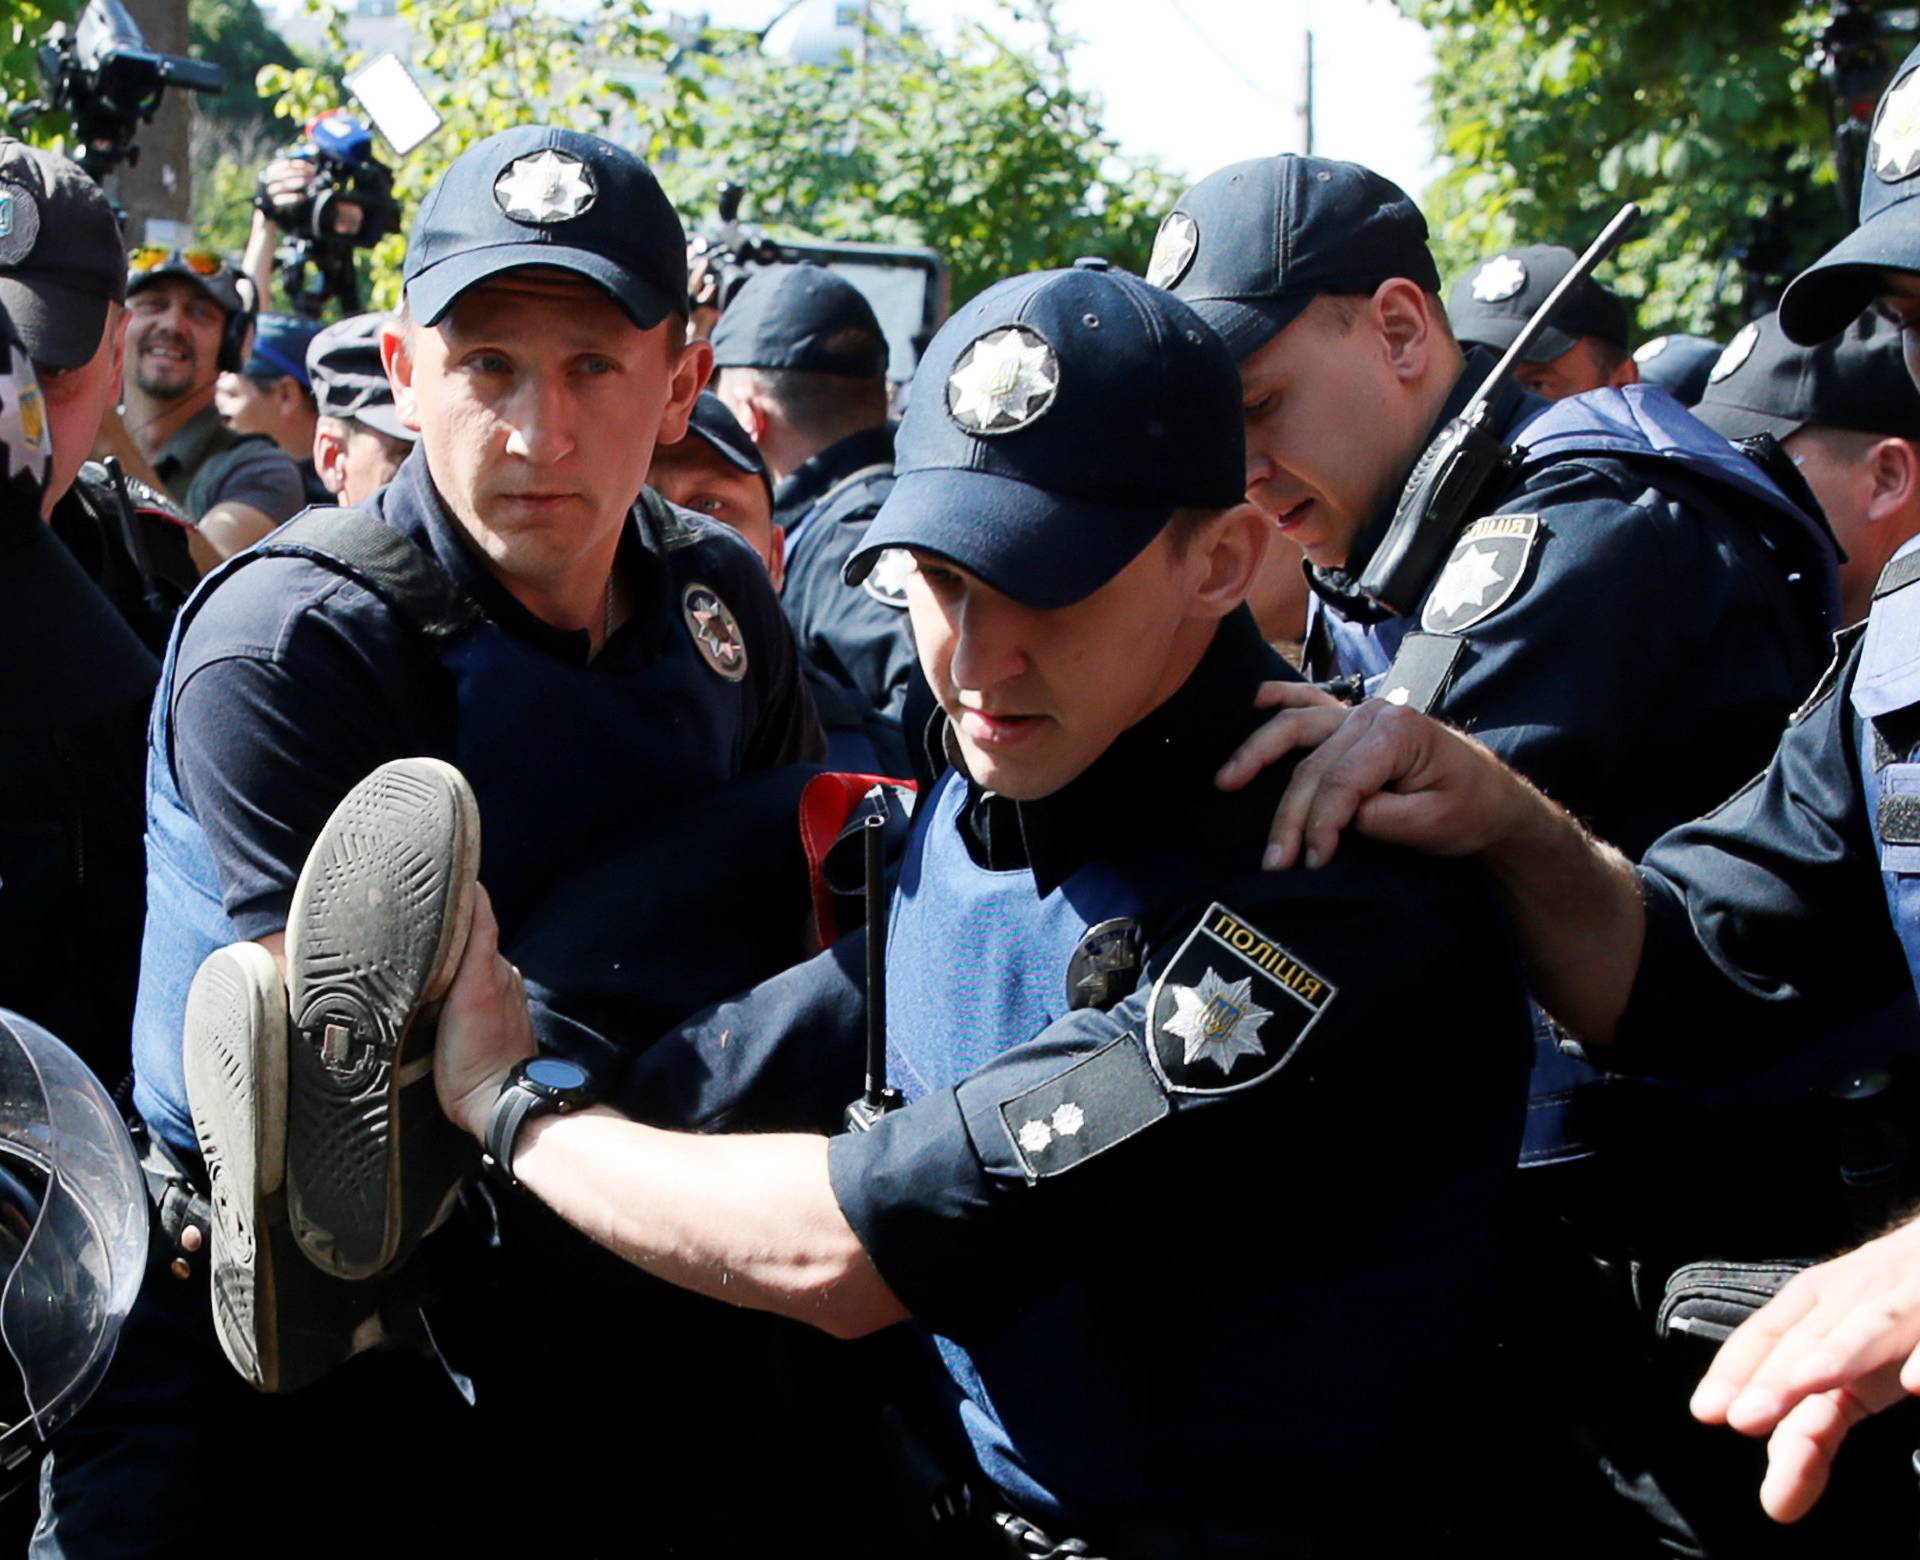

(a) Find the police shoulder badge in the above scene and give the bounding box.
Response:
[861,547,914,609]
[493,149,597,225]
[0,183,40,267]
[682,582,749,681]
[1420,512,1539,635]
[1145,902,1336,1094]
[1471,254,1526,303]
[947,325,1059,435]
[1146,211,1198,290]
[1876,69,1920,185]
[1709,323,1758,385]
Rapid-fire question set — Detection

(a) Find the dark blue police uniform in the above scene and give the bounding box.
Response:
[612,262,1534,1552]
[774,423,915,717]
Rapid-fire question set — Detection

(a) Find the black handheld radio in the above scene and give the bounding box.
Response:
[845,813,902,1132]
[1356,202,1643,618]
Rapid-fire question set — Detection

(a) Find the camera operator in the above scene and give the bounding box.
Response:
[305,311,414,504]
[0,138,197,649]
[240,153,314,310]
[214,311,328,505]
[98,249,305,569]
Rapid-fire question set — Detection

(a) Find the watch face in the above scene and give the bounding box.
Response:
[525,1056,590,1093]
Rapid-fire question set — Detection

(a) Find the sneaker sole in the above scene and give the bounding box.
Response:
[184,942,288,1391]
[284,758,480,1281]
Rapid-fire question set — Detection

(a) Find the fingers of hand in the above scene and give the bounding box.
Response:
[1757,1386,1878,1523]
[1218,703,1349,792]
[1266,704,1392,870]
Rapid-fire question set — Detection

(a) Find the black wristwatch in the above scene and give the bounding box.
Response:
[482,1056,596,1185]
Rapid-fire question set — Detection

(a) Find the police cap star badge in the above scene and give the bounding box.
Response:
[494,149,598,226]
[946,325,1060,436]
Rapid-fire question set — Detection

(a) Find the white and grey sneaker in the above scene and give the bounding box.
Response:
[283,757,481,1281]
[184,942,383,1392]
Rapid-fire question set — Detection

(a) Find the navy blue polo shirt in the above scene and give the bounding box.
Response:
[167,448,823,940]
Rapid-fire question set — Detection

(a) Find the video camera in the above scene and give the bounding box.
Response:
[1815,2,1920,219]
[260,113,401,319]
[12,0,225,182]
[689,181,949,385]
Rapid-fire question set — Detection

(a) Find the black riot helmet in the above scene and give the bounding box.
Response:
[0,1010,147,1489]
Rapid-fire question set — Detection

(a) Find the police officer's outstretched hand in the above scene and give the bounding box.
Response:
[1692,1218,1920,1524]
[433,884,538,1143]
[1218,693,1533,871]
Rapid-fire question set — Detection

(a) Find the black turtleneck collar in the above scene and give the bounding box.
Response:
[931,608,1288,894]
[772,424,896,532]
[1304,347,1538,620]
[372,446,669,669]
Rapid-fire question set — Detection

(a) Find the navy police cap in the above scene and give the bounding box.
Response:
[1151,154,1440,361]
[682,391,773,498]
[845,258,1244,610]
[710,264,888,377]
[1447,244,1631,362]
[1694,309,1920,444]
[1781,42,1920,344]
[403,125,687,329]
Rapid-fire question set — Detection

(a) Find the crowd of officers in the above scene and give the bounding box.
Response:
[5,35,1920,1557]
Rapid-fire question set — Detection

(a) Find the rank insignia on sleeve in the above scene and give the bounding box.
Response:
[1420,512,1539,636]
[861,547,914,608]
[999,1035,1169,1180]
[1145,903,1336,1095]
[682,582,749,681]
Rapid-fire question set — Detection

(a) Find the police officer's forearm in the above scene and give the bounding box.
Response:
[510,1108,910,1339]
[1479,782,1645,1046]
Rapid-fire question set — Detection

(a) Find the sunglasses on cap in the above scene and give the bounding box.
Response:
[128,246,226,276]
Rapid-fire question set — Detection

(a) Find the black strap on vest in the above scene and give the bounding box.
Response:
[259,507,484,644]
[809,462,893,530]
[1877,549,1920,601]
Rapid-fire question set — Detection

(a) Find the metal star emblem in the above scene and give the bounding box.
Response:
[946,326,1059,435]
[1709,324,1757,385]
[0,185,39,267]
[493,149,598,225]
[1163,966,1273,1076]
[1878,72,1920,183]
[682,584,749,681]
[862,547,915,607]
[1146,211,1198,289]
[1471,254,1527,303]
[1428,544,1506,620]
[1635,335,1670,364]
[1017,1118,1054,1154]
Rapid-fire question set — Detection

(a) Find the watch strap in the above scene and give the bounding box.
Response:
[483,1076,542,1186]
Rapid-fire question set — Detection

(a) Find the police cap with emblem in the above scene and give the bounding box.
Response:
[1632,333,1722,407]
[710,264,888,378]
[1781,40,1920,344]
[403,125,687,329]
[306,313,416,444]
[844,258,1243,610]
[1446,244,1631,364]
[1151,155,1439,361]
[1694,309,1920,444]
[0,139,126,372]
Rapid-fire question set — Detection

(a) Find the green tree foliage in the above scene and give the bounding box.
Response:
[663,3,1179,307]
[191,0,304,137]
[1,0,78,145]
[1401,0,1852,338]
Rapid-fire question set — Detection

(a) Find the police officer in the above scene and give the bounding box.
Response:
[1165,155,1842,1552]
[1230,37,1920,1539]
[214,311,329,505]
[106,249,306,566]
[1447,241,1640,399]
[220,259,1537,1553]
[304,311,415,505]
[1694,310,1920,625]
[651,391,910,774]
[1634,332,1723,407]
[36,125,822,1557]
[710,262,917,721]
[0,139,198,650]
